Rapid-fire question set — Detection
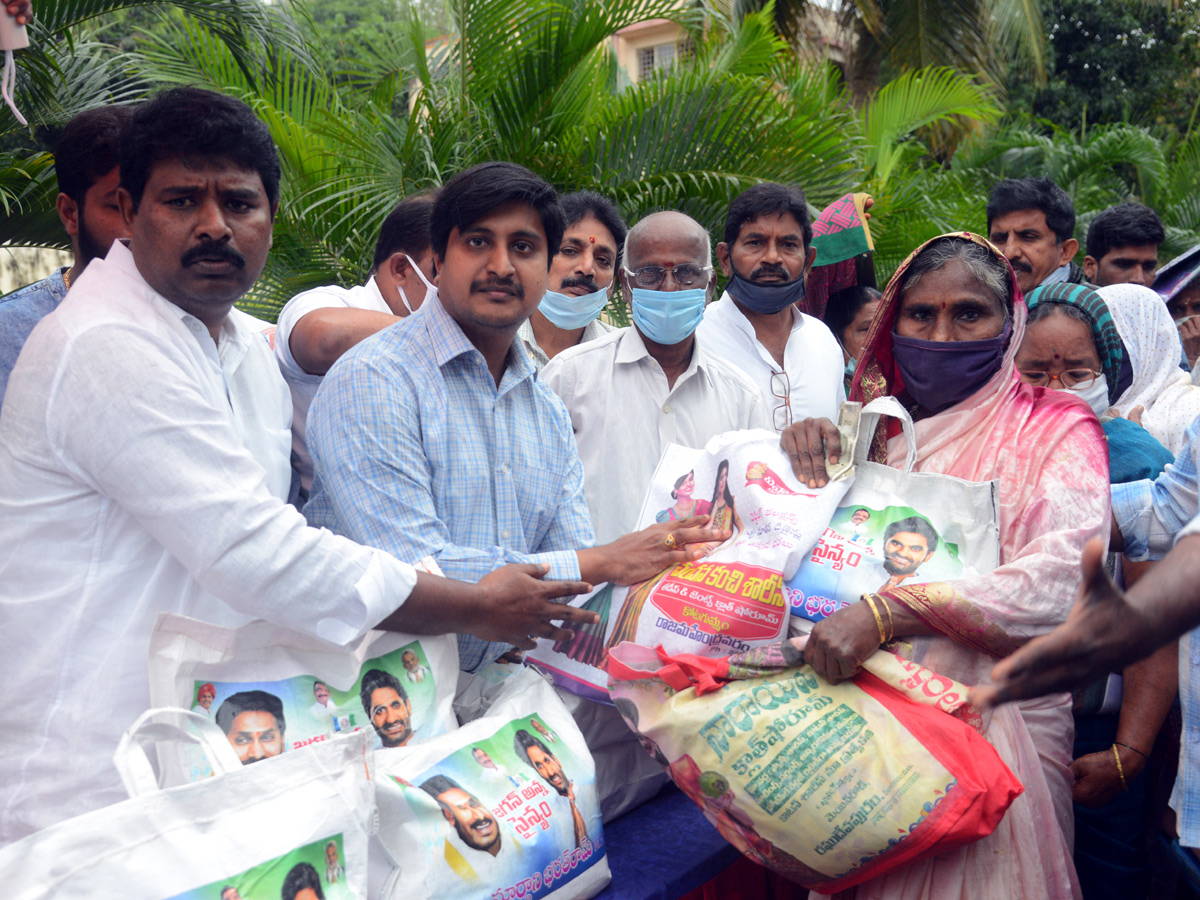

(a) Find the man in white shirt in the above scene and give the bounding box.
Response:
[543,210,769,544]
[697,183,845,430]
[0,87,593,844]
[420,776,530,890]
[517,191,625,368]
[275,194,437,498]
[307,680,339,719]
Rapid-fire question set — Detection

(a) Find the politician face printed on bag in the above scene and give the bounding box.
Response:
[215,690,286,764]
[879,516,939,590]
[422,775,504,857]
[360,668,414,748]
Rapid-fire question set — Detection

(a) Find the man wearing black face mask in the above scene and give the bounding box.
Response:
[697,183,845,433]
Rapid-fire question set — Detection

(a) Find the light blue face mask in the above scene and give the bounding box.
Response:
[538,285,610,330]
[630,286,708,346]
[844,357,857,379]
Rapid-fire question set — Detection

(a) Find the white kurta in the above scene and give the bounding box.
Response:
[0,242,418,844]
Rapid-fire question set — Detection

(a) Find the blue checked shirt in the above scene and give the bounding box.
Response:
[1111,413,1200,845]
[304,293,594,671]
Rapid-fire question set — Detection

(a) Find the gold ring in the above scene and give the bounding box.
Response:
[664,534,678,550]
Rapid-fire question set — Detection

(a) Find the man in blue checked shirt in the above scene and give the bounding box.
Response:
[305,162,724,671]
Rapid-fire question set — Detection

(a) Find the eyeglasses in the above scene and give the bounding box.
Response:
[770,370,792,431]
[1017,369,1102,389]
[623,264,713,290]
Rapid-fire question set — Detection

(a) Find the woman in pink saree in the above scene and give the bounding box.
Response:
[786,233,1109,899]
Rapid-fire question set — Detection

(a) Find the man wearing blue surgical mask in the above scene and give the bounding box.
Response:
[543,210,769,545]
[275,193,438,501]
[518,191,626,368]
[697,183,845,432]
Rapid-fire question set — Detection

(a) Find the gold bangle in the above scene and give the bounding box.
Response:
[1112,744,1129,792]
[877,594,896,641]
[862,595,887,645]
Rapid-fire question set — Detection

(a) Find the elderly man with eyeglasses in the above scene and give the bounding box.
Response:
[543,210,769,546]
[697,183,845,431]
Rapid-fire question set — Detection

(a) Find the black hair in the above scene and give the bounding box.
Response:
[371,193,437,273]
[281,862,324,900]
[558,190,628,266]
[986,177,1075,244]
[220,888,238,900]
[723,182,812,249]
[55,105,134,204]
[214,690,285,736]
[709,459,735,510]
[513,728,555,767]
[883,516,939,552]
[420,773,466,806]
[1086,203,1165,261]
[670,469,694,500]
[312,681,328,694]
[360,668,408,715]
[119,86,281,213]
[853,508,871,516]
[430,161,565,268]
[824,285,882,345]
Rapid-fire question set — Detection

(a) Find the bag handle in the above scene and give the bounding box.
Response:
[857,396,919,474]
[113,707,243,798]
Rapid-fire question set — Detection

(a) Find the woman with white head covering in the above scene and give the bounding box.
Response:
[1100,284,1200,455]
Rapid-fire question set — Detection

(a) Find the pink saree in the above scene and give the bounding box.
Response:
[820,234,1110,900]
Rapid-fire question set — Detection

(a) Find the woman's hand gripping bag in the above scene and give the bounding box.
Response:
[149,610,458,783]
[373,668,609,900]
[786,397,1000,633]
[606,640,1022,895]
[0,709,376,899]
[527,427,853,700]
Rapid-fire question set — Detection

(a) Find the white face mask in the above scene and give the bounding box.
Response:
[396,254,437,315]
[1063,373,1109,416]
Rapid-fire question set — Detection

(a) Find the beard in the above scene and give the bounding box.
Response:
[883,556,921,577]
[75,210,112,267]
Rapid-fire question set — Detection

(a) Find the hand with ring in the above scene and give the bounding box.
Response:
[664,533,678,550]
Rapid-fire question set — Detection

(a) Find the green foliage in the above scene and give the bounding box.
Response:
[1005,0,1200,134]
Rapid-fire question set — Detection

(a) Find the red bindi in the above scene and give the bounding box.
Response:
[589,235,596,244]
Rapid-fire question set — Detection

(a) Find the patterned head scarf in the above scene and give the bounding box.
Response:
[1024,282,1128,406]
[807,192,876,320]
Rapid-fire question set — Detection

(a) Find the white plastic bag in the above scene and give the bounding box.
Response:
[528,428,852,700]
[786,397,1000,632]
[0,709,376,899]
[149,612,457,783]
[374,668,610,900]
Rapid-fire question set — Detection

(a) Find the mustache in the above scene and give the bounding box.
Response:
[749,263,790,281]
[471,816,497,832]
[181,242,245,269]
[559,274,601,294]
[471,276,523,299]
[1008,259,1032,273]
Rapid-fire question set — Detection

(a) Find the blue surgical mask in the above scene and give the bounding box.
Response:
[630,286,707,346]
[727,268,807,314]
[844,357,857,379]
[538,285,609,330]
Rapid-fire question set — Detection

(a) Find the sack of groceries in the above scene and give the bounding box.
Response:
[373,667,610,900]
[606,640,1022,895]
[527,428,852,699]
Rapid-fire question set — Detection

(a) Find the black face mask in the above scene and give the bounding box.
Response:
[727,267,807,314]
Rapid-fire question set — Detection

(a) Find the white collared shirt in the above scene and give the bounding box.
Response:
[0,242,417,843]
[695,292,845,430]
[542,327,770,544]
[275,277,395,492]
[516,316,615,370]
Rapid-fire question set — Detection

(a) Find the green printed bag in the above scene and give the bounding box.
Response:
[606,641,1022,894]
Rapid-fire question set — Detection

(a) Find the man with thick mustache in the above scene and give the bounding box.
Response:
[987,177,1085,295]
[305,161,724,673]
[0,92,595,844]
[420,775,527,887]
[514,728,590,849]
[697,183,844,433]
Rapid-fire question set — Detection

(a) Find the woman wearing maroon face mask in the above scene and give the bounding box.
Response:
[780,233,1110,900]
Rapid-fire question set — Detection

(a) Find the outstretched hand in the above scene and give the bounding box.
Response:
[580,515,729,587]
[780,417,841,488]
[4,1,30,25]
[472,563,596,650]
[972,538,1157,708]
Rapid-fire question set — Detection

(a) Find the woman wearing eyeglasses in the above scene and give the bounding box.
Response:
[1019,283,1174,484]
